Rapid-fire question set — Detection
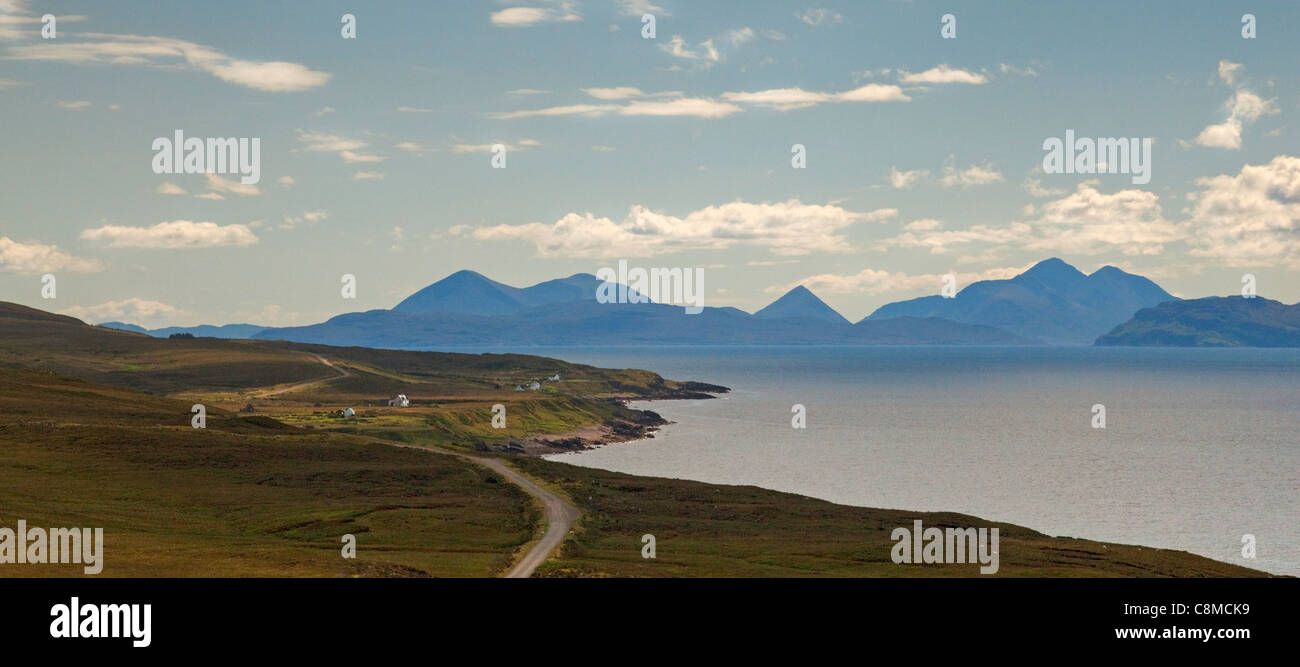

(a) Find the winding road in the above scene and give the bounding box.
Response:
[470,456,581,578]
[259,352,579,577]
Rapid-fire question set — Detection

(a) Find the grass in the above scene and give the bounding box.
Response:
[0,370,535,577]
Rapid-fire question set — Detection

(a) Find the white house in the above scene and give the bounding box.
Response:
[529,381,541,391]
[342,407,356,418]
[387,394,410,407]
[548,374,561,382]
[514,385,524,391]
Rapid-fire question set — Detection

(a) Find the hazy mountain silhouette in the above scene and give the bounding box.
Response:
[865,258,1176,344]
[99,260,1188,347]
[1096,296,1300,347]
[237,270,1027,346]
[754,286,851,325]
[98,322,266,339]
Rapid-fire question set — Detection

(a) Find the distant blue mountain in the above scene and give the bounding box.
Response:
[106,260,1180,348]
[754,286,851,325]
[865,258,1177,344]
[394,270,612,315]
[98,322,266,339]
[250,270,1029,347]
[1097,296,1300,347]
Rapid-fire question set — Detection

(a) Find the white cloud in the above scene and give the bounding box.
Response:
[490,3,581,27]
[583,86,655,100]
[659,35,719,63]
[617,0,664,17]
[490,103,618,119]
[506,88,550,96]
[1218,60,1243,85]
[836,84,911,103]
[452,138,541,153]
[62,298,180,325]
[396,106,435,113]
[880,183,1182,257]
[621,97,740,118]
[939,158,1004,188]
[8,33,330,91]
[898,65,988,85]
[55,100,90,109]
[276,176,295,187]
[1191,61,1278,150]
[1194,119,1242,149]
[725,27,755,46]
[340,150,385,163]
[280,210,327,230]
[296,131,385,163]
[311,106,334,117]
[888,167,929,189]
[155,182,186,195]
[80,220,259,249]
[395,140,436,153]
[796,9,843,26]
[998,63,1038,77]
[0,236,101,274]
[722,87,830,111]
[774,265,1026,297]
[454,199,896,258]
[1023,177,1065,198]
[352,171,385,180]
[1185,155,1300,267]
[723,83,909,110]
[0,78,24,89]
[204,173,260,196]
[194,192,224,201]
[904,219,943,232]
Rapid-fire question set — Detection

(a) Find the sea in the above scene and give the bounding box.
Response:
[441,345,1300,576]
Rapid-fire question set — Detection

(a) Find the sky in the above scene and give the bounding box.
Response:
[1,0,1298,327]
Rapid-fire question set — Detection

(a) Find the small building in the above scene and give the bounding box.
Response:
[387,394,410,407]
[529,381,541,391]
[342,407,356,418]
[548,374,561,382]
[514,385,524,391]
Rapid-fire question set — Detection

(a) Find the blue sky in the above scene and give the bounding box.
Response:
[2,0,1298,326]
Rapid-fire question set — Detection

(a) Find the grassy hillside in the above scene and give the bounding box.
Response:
[0,369,535,577]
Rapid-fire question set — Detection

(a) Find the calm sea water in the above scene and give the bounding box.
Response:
[461,345,1299,575]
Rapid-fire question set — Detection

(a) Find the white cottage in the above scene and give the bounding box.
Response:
[529,381,541,391]
[342,407,356,418]
[387,394,410,407]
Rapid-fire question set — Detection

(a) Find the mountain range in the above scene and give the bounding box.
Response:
[865,258,1176,344]
[96,258,1239,347]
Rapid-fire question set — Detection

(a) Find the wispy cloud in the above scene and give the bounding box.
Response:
[0,236,101,274]
[490,3,582,27]
[1189,61,1278,150]
[898,65,988,85]
[796,9,843,26]
[454,199,896,258]
[62,298,181,325]
[81,220,259,249]
[8,33,330,91]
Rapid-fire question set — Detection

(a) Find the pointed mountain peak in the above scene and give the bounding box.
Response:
[754,285,850,325]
